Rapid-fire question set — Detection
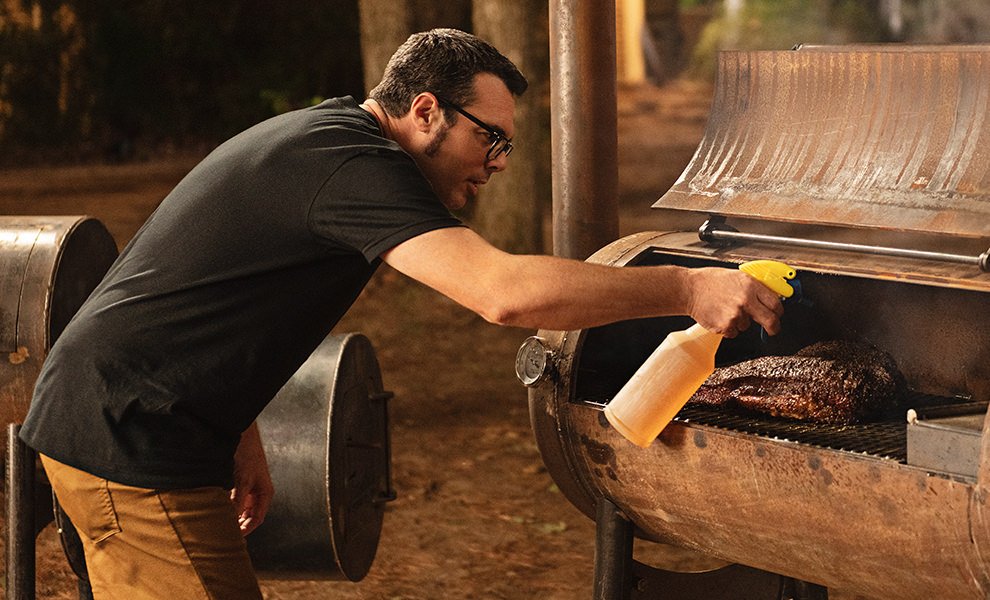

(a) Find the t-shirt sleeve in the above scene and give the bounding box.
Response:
[308,148,464,262]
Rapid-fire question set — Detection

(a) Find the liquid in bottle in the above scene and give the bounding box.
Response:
[603,323,723,448]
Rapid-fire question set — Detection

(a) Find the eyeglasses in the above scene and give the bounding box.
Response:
[435,96,514,162]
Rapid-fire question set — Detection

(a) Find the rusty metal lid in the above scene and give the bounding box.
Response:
[655,46,990,240]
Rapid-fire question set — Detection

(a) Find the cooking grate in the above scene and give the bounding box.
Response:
[673,405,907,461]
[582,391,964,463]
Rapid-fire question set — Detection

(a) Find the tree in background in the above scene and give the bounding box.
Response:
[1,0,364,164]
[642,0,684,85]
[357,0,471,95]
[4,0,550,251]
[472,0,550,254]
[904,0,990,43]
[686,0,990,81]
[1,0,88,156]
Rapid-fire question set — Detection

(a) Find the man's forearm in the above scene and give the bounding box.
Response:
[384,227,782,335]
[476,254,694,330]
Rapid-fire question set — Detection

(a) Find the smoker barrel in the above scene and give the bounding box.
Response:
[528,45,990,600]
[0,216,118,431]
[529,235,990,600]
[247,332,394,581]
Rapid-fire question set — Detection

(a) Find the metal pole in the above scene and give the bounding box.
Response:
[6,423,36,600]
[593,497,633,600]
[549,0,620,259]
[699,218,990,272]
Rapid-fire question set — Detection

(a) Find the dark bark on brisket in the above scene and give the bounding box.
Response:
[688,341,903,424]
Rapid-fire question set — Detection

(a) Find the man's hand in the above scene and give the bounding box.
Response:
[685,267,784,337]
[230,422,274,536]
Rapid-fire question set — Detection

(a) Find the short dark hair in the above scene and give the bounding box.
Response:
[369,28,528,120]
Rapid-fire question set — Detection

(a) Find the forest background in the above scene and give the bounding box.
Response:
[4,0,989,167]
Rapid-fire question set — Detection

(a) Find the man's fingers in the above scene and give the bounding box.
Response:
[746,282,784,335]
[233,486,273,535]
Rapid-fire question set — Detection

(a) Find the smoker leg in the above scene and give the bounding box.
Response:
[594,497,634,600]
[5,424,90,600]
[591,498,829,600]
[6,423,36,600]
[779,578,829,600]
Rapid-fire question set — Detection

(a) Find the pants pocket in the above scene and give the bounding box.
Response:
[41,455,122,544]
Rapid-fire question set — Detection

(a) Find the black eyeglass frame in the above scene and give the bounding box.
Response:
[435,96,514,162]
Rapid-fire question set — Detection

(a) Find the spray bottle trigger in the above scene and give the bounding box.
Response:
[739,260,796,298]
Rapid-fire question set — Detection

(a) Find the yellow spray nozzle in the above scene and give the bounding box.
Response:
[739,260,796,298]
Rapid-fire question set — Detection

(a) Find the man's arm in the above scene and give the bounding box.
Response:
[382,227,783,335]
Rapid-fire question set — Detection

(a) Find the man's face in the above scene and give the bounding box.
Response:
[417,73,516,211]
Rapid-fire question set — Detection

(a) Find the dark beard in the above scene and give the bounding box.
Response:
[424,123,450,157]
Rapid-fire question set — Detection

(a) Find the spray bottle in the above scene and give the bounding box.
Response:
[603,260,796,448]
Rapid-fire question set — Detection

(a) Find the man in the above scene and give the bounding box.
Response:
[22,28,782,599]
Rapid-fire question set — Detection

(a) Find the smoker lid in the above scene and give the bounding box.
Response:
[654,46,990,240]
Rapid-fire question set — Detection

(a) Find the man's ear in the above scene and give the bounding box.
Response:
[409,93,444,134]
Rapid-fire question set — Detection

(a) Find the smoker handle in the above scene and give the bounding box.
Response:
[699,217,990,272]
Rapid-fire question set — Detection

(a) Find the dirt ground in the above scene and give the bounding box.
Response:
[0,80,714,599]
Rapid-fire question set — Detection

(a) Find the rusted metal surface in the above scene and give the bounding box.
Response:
[549,0,619,260]
[0,216,117,431]
[657,47,990,240]
[528,234,990,599]
[6,424,36,600]
[532,43,990,597]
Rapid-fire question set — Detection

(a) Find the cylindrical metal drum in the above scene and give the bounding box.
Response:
[248,332,394,581]
[0,216,118,429]
[526,231,990,600]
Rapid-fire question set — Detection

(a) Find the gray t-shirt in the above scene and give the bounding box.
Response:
[21,97,462,489]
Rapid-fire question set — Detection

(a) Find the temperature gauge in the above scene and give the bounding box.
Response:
[515,336,553,387]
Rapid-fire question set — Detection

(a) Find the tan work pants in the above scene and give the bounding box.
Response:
[41,454,262,600]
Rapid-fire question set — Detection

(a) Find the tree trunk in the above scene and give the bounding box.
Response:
[357,0,413,95]
[357,0,471,95]
[643,0,683,84]
[470,0,550,253]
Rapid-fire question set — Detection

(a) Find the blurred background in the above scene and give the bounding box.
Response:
[3,0,990,166]
[4,0,990,251]
[5,0,990,163]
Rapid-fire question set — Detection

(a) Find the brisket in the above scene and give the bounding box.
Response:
[688,341,903,424]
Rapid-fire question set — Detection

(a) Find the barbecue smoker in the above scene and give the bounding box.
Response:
[520,46,990,600]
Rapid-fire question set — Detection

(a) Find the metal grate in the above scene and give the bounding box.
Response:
[580,391,967,463]
[673,405,907,461]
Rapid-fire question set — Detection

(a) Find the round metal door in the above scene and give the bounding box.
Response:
[248,332,394,581]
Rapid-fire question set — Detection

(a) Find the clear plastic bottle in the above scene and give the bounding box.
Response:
[603,260,796,448]
[603,323,723,448]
